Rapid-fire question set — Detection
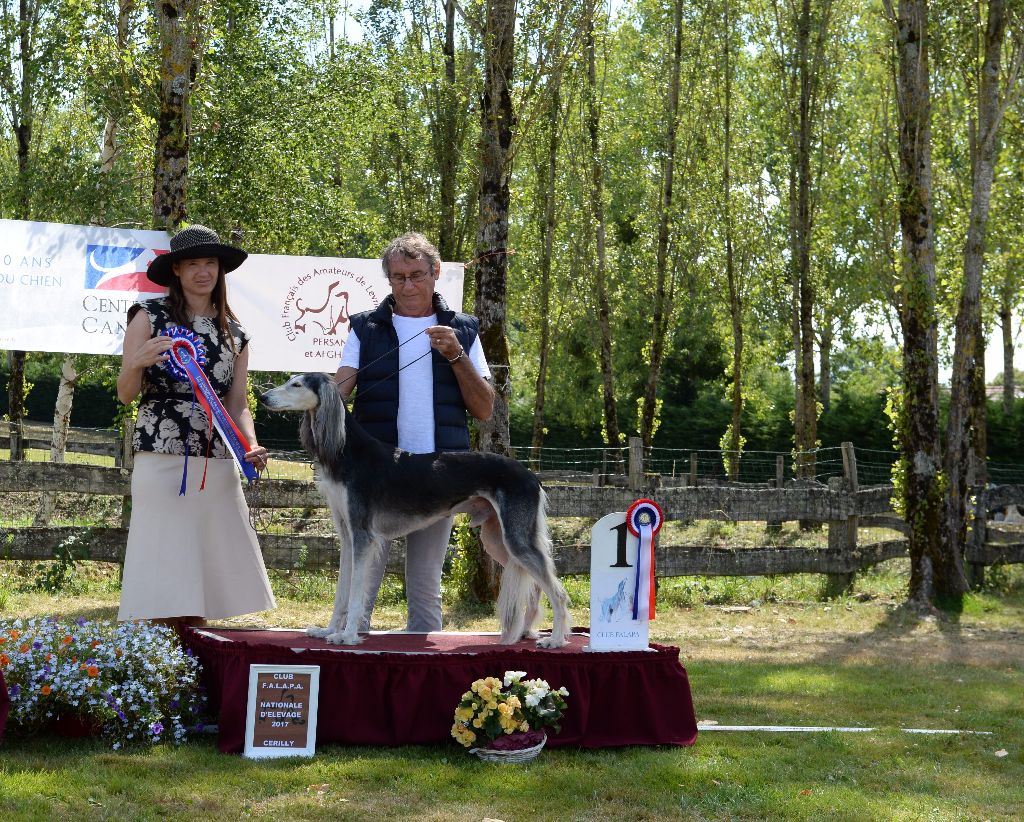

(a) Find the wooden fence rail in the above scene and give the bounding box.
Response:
[2,461,1023,587]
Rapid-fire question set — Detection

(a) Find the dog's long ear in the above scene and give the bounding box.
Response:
[313,372,346,457]
[299,402,315,456]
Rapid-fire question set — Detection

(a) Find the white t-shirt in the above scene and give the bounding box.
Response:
[339,313,491,453]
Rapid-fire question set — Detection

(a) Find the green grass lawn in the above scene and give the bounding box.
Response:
[2,563,1022,821]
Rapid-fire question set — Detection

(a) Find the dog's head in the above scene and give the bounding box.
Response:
[259,372,335,412]
[260,373,346,459]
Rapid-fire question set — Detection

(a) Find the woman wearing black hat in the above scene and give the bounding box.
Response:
[115,225,276,630]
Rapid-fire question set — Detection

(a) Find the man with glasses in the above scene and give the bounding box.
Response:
[334,232,493,634]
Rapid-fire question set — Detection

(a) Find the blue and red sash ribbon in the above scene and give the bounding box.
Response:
[626,498,663,621]
[162,327,258,493]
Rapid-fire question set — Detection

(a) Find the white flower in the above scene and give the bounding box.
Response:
[503,671,527,687]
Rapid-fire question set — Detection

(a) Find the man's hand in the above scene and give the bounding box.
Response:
[425,325,465,362]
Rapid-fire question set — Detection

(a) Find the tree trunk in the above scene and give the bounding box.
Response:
[7,0,36,461]
[34,356,79,525]
[887,0,944,609]
[15,0,32,220]
[970,330,987,487]
[586,4,622,460]
[472,0,516,600]
[790,165,802,471]
[529,77,560,466]
[724,0,742,480]
[794,0,818,482]
[436,0,461,261]
[152,0,200,230]
[36,1,138,524]
[772,0,834,484]
[639,0,683,446]
[1000,282,1014,413]
[99,1,135,180]
[6,351,26,461]
[819,314,833,414]
[941,0,1013,603]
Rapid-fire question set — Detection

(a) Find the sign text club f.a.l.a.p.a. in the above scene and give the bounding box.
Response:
[587,499,664,652]
[243,664,321,758]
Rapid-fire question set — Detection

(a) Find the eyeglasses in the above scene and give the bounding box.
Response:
[387,270,432,285]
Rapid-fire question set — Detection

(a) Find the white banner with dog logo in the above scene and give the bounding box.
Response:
[0,218,465,373]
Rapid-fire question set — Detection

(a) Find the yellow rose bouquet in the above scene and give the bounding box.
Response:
[451,670,568,761]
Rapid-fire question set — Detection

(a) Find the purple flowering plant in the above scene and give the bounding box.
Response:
[0,618,202,749]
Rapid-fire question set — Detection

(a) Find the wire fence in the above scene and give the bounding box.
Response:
[441,444,896,487]
[987,462,1024,484]
[9,419,1024,491]
[851,448,899,487]
[512,445,628,474]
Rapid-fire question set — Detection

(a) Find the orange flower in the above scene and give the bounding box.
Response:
[115,648,123,658]
[0,636,6,644]
[91,639,99,649]
[19,643,29,654]
[45,653,52,663]
[0,654,9,666]
[62,635,72,645]
[40,685,51,696]
[71,657,78,664]
[86,665,99,677]
[9,630,20,640]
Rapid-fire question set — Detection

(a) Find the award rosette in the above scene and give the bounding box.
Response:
[161,327,258,493]
[625,498,663,621]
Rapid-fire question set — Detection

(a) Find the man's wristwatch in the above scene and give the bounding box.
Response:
[446,346,465,364]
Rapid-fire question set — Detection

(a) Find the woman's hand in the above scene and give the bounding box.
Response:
[118,311,166,404]
[245,444,269,471]
[128,335,174,370]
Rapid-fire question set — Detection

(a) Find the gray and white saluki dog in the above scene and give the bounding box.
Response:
[260,372,571,648]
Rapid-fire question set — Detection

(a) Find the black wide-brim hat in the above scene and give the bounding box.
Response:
[146,224,248,286]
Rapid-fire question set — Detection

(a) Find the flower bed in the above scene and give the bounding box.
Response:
[0,618,203,748]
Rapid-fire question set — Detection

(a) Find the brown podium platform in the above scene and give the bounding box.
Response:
[183,628,698,753]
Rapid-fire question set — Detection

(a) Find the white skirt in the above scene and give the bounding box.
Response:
[118,452,277,621]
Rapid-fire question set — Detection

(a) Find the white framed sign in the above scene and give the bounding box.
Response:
[243,664,321,758]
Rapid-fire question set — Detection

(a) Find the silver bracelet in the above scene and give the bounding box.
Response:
[446,346,465,364]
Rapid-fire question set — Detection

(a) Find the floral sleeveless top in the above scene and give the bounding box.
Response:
[130,297,250,458]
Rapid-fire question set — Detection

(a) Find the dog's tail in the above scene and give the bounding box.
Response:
[497,560,536,644]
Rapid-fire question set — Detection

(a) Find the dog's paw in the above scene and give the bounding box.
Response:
[306,625,333,639]
[521,629,540,640]
[536,633,569,649]
[325,631,363,646]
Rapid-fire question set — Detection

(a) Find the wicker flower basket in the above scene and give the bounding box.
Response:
[470,731,547,764]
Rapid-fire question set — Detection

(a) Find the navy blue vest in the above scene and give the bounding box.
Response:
[349,293,480,452]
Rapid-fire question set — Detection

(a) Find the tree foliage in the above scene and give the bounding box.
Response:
[3,1,1024,608]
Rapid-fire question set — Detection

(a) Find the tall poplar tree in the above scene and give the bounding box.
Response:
[884,0,945,607]
[0,0,84,458]
[941,0,1022,597]
[584,0,621,457]
[638,0,683,446]
[152,0,202,229]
